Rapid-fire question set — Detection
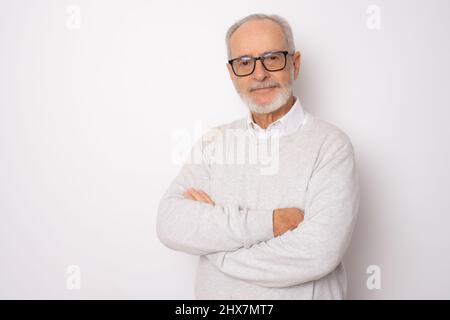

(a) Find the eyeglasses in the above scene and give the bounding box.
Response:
[228,51,294,77]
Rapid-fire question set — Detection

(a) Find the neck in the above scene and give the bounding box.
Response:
[251,95,295,129]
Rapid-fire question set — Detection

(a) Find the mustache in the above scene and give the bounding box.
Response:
[249,81,281,92]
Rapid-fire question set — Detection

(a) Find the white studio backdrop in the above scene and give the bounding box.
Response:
[1,0,450,299]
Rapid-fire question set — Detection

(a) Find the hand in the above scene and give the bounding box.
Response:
[273,208,304,237]
[183,187,215,206]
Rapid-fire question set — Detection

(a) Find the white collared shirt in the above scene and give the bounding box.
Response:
[246,96,306,138]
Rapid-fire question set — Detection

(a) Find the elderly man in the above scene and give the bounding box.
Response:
[157,13,360,299]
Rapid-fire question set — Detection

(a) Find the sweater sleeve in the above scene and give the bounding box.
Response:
[205,134,360,288]
[156,128,275,256]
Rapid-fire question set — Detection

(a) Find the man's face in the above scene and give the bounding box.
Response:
[227,19,301,114]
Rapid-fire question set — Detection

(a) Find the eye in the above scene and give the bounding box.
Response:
[267,54,280,61]
[238,57,251,66]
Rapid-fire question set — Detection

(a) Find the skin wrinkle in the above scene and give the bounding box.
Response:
[226,18,301,129]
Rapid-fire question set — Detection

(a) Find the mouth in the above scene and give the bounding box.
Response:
[251,86,277,93]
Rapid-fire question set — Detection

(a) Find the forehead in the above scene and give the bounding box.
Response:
[229,19,287,58]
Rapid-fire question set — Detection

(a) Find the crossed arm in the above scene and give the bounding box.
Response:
[183,187,304,238]
[156,132,360,288]
[156,159,302,256]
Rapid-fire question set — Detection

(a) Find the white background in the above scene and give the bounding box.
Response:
[1,0,450,299]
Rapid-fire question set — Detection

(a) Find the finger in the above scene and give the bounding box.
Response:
[183,190,195,200]
[197,190,215,205]
[194,189,214,205]
[184,188,199,200]
[190,188,211,204]
[184,188,204,202]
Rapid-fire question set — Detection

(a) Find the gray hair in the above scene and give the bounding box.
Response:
[225,13,295,60]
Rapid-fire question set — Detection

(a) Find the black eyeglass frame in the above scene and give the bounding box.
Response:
[228,50,294,77]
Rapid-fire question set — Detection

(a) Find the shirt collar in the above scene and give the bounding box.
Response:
[246,96,305,137]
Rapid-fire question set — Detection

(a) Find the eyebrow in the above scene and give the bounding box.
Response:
[235,50,286,59]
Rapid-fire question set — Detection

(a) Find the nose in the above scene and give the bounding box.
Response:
[252,59,269,81]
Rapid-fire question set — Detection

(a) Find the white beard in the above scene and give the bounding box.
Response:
[236,69,294,115]
[240,84,292,114]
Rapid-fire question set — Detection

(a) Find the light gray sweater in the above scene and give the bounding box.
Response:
[156,110,360,299]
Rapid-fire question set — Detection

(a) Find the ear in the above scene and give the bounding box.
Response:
[226,62,235,81]
[293,51,301,80]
